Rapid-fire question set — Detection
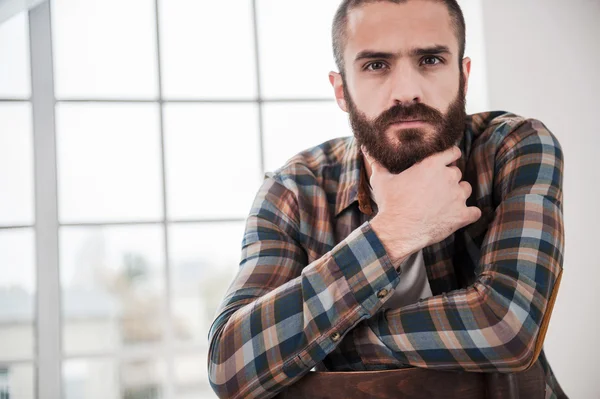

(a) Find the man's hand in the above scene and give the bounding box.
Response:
[365,146,482,267]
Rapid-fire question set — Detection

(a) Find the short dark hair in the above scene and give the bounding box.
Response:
[332,0,466,74]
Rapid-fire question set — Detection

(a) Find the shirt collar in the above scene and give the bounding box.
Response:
[334,137,362,217]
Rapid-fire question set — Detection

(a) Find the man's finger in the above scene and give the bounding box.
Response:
[361,146,386,175]
[432,146,462,166]
[361,145,375,165]
[448,165,462,182]
[459,181,472,199]
[466,206,482,224]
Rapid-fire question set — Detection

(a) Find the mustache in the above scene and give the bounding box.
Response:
[373,103,445,130]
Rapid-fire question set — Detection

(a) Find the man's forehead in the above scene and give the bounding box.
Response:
[344,1,458,58]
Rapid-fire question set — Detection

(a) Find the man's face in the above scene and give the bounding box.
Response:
[330,0,471,173]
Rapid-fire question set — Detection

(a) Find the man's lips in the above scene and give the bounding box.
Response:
[389,120,429,128]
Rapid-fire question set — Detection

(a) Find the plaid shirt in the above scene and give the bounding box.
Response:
[208,111,566,398]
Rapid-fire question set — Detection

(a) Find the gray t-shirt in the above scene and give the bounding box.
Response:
[385,248,433,308]
[369,188,433,308]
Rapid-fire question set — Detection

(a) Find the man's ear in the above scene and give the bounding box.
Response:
[329,71,348,112]
[461,57,472,97]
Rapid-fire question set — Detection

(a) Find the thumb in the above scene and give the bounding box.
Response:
[360,146,388,200]
[361,146,381,173]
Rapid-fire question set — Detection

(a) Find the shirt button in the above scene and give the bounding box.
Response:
[377,289,389,299]
[331,332,341,342]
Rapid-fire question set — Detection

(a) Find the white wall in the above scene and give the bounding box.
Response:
[457,0,489,114]
[481,1,600,398]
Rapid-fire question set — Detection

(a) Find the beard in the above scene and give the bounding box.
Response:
[344,74,467,174]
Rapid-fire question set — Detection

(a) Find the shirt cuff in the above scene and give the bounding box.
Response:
[331,221,401,316]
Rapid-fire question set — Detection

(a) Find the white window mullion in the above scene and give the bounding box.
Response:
[152,0,174,397]
[29,2,60,399]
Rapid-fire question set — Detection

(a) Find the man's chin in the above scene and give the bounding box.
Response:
[371,139,442,174]
[386,127,435,148]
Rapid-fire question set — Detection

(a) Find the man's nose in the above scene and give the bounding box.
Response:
[389,66,423,106]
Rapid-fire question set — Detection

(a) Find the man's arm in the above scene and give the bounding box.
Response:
[356,119,564,372]
[207,164,404,399]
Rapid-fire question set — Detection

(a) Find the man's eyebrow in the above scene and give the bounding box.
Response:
[354,51,397,63]
[354,46,451,63]
[410,45,451,57]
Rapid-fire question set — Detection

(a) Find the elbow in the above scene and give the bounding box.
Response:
[207,326,238,399]
[207,303,273,398]
[484,305,538,373]
[208,356,275,399]
[479,323,536,373]
[511,269,564,372]
[504,315,545,373]
[207,364,234,399]
[508,342,536,373]
[477,270,553,372]
[207,323,266,399]
[208,352,241,398]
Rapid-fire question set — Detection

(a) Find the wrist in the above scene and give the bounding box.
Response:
[369,216,423,269]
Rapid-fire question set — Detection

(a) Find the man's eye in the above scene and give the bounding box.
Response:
[365,61,387,71]
[421,56,442,66]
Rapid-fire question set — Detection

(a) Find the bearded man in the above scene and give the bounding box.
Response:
[208,1,567,398]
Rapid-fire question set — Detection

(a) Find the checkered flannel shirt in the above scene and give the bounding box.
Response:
[208,111,567,398]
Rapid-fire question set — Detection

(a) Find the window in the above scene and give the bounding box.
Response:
[49,1,347,394]
[0,10,36,399]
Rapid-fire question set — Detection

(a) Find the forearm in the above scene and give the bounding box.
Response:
[207,222,401,399]
[360,268,556,372]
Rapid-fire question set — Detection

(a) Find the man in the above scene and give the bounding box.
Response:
[208,0,567,398]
